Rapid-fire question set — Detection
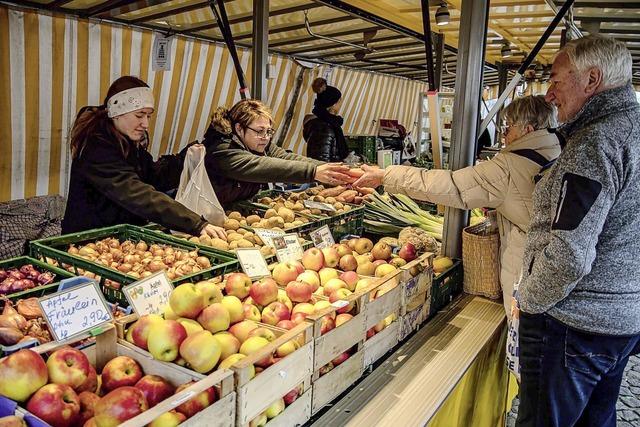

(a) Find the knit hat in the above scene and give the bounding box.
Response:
[312,77,342,109]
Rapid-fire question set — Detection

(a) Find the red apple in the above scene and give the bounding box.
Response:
[398,242,417,261]
[335,313,353,327]
[229,320,258,343]
[131,314,163,350]
[372,260,387,268]
[319,362,334,376]
[276,320,296,330]
[175,381,216,419]
[321,247,340,268]
[134,375,175,408]
[276,289,293,312]
[320,314,335,335]
[243,303,262,322]
[290,312,308,325]
[339,271,359,291]
[283,385,301,406]
[366,327,376,339]
[330,289,354,314]
[147,320,188,362]
[46,347,92,391]
[272,262,300,286]
[93,386,148,427]
[78,391,100,425]
[339,255,358,272]
[249,277,278,306]
[301,248,324,272]
[26,384,80,427]
[0,349,48,402]
[225,272,252,299]
[331,352,350,366]
[290,260,305,275]
[285,280,314,303]
[196,302,230,334]
[371,242,392,260]
[84,418,97,427]
[100,356,143,393]
[261,301,291,326]
[76,365,98,393]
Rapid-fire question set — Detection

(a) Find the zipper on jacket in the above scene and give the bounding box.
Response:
[554,179,568,225]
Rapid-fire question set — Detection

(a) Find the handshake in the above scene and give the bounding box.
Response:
[313,164,385,189]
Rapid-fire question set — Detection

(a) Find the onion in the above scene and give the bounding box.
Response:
[196,257,211,268]
[142,271,153,278]
[117,263,132,273]
[17,298,42,320]
[163,255,176,265]
[0,326,24,346]
[8,270,25,280]
[136,242,148,251]
[148,261,167,273]
[37,271,55,285]
[0,270,7,281]
[78,247,97,257]
[68,246,79,255]
[108,238,120,248]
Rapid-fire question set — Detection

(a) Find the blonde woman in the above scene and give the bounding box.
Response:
[354,95,562,317]
[202,99,353,208]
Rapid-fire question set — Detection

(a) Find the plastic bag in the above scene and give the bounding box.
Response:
[175,146,226,227]
[505,278,521,382]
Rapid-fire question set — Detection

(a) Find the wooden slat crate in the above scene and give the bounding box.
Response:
[311,349,365,415]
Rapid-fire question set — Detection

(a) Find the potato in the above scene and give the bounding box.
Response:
[229,241,239,250]
[236,239,254,249]
[209,238,229,251]
[277,207,295,223]
[264,209,278,219]
[267,216,285,228]
[246,214,261,225]
[260,246,273,257]
[284,200,295,209]
[292,202,304,211]
[228,211,243,221]
[224,218,241,230]
[235,228,247,235]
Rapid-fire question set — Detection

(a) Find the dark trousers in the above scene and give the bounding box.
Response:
[516,312,640,427]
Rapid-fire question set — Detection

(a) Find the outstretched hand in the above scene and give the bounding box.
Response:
[201,223,227,241]
[314,163,355,186]
[352,164,385,189]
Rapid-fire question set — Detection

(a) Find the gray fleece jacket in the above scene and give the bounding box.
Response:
[519,83,640,335]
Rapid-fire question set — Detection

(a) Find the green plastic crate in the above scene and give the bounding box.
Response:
[0,256,75,303]
[29,225,238,306]
[430,259,463,316]
[248,190,364,241]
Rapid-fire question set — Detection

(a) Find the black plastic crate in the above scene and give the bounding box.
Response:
[0,256,75,304]
[430,259,463,316]
[29,225,238,306]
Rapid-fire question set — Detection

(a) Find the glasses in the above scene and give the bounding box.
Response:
[246,126,276,139]
[500,123,520,134]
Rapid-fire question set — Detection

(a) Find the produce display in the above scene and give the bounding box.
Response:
[0,264,55,295]
[66,238,213,281]
[364,193,445,239]
[0,298,51,345]
[0,347,215,427]
[254,186,369,217]
[224,207,313,233]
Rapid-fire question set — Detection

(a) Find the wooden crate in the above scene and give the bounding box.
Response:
[398,302,430,342]
[399,253,434,316]
[311,349,365,415]
[360,270,403,331]
[233,323,314,426]
[305,291,367,374]
[363,320,400,368]
[12,325,236,427]
[264,382,313,427]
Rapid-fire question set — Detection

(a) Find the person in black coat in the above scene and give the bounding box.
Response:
[62,76,226,240]
[302,77,349,162]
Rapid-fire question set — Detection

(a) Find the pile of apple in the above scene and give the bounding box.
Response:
[0,347,215,427]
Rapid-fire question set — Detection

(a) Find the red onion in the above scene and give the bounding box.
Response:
[37,271,55,285]
[8,270,25,280]
[0,270,7,281]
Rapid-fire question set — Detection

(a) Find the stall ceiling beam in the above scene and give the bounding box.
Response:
[557,1,640,7]
[284,34,402,54]
[233,15,356,41]
[84,0,149,18]
[302,39,422,59]
[128,1,210,24]
[270,25,383,48]
[46,0,74,8]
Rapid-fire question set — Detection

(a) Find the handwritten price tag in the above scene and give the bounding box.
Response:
[236,248,271,280]
[253,228,285,249]
[123,271,174,316]
[310,225,335,249]
[38,280,113,342]
[273,234,304,263]
[303,200,336,212]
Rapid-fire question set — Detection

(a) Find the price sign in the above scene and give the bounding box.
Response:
[39,280,113,342]
[303,200,336,212]
[310,225,335,249]
[253,228,285,248]
[236,248,271,279]
[123,271,174,316]
[273,234,304,263]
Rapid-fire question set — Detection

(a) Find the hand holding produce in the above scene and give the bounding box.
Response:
[200,223,228,241]
[352,164,384,189]
[314,163,355,186]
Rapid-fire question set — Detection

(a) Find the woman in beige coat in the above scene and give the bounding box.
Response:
[354,96,561,317]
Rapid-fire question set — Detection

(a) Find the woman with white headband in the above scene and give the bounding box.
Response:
[62,76,227,240]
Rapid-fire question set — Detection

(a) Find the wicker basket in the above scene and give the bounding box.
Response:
[461,222,501,299]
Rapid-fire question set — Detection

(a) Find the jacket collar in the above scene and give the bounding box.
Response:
[503,128,560,153]
[558,83,638,139]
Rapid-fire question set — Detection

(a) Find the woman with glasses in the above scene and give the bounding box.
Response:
[353,95,562,318]
[202,99,353,208]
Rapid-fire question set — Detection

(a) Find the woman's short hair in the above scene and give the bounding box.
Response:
[502,95,558,130]
[211,99,274,135]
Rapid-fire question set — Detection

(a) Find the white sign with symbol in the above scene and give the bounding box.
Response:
[273,234,304,263]
[236,248,271,280]
[152,35,172,71]
[310,225,335,249]
[39,280,113,341]
[123,271,174,316]
[253,228,285,249]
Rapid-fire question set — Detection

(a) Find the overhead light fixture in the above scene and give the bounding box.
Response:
[501,43,512,58]
[435,3,450,26]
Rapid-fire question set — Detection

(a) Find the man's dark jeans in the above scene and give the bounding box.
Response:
[516,312,640,427]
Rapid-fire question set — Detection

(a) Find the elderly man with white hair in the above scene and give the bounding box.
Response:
[516,35,640,426]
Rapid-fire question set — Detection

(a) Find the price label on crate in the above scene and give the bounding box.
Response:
[253,228,285,248]
[303,200,336,212]
[236,248,271,280]
[310,225,335,249]
[123,271,174,316]
[273,234,304,263]
[38,280,113,342]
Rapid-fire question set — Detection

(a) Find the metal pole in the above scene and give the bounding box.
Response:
[479,0,576,135]
[420,0,436,91]
[252,0,269,101]
[434,33,445,91]
[494,62,508,144]
[441,0,489,258]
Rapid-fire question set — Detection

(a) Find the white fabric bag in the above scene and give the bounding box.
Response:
[175,146,226,227]
[505,276,521,382]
